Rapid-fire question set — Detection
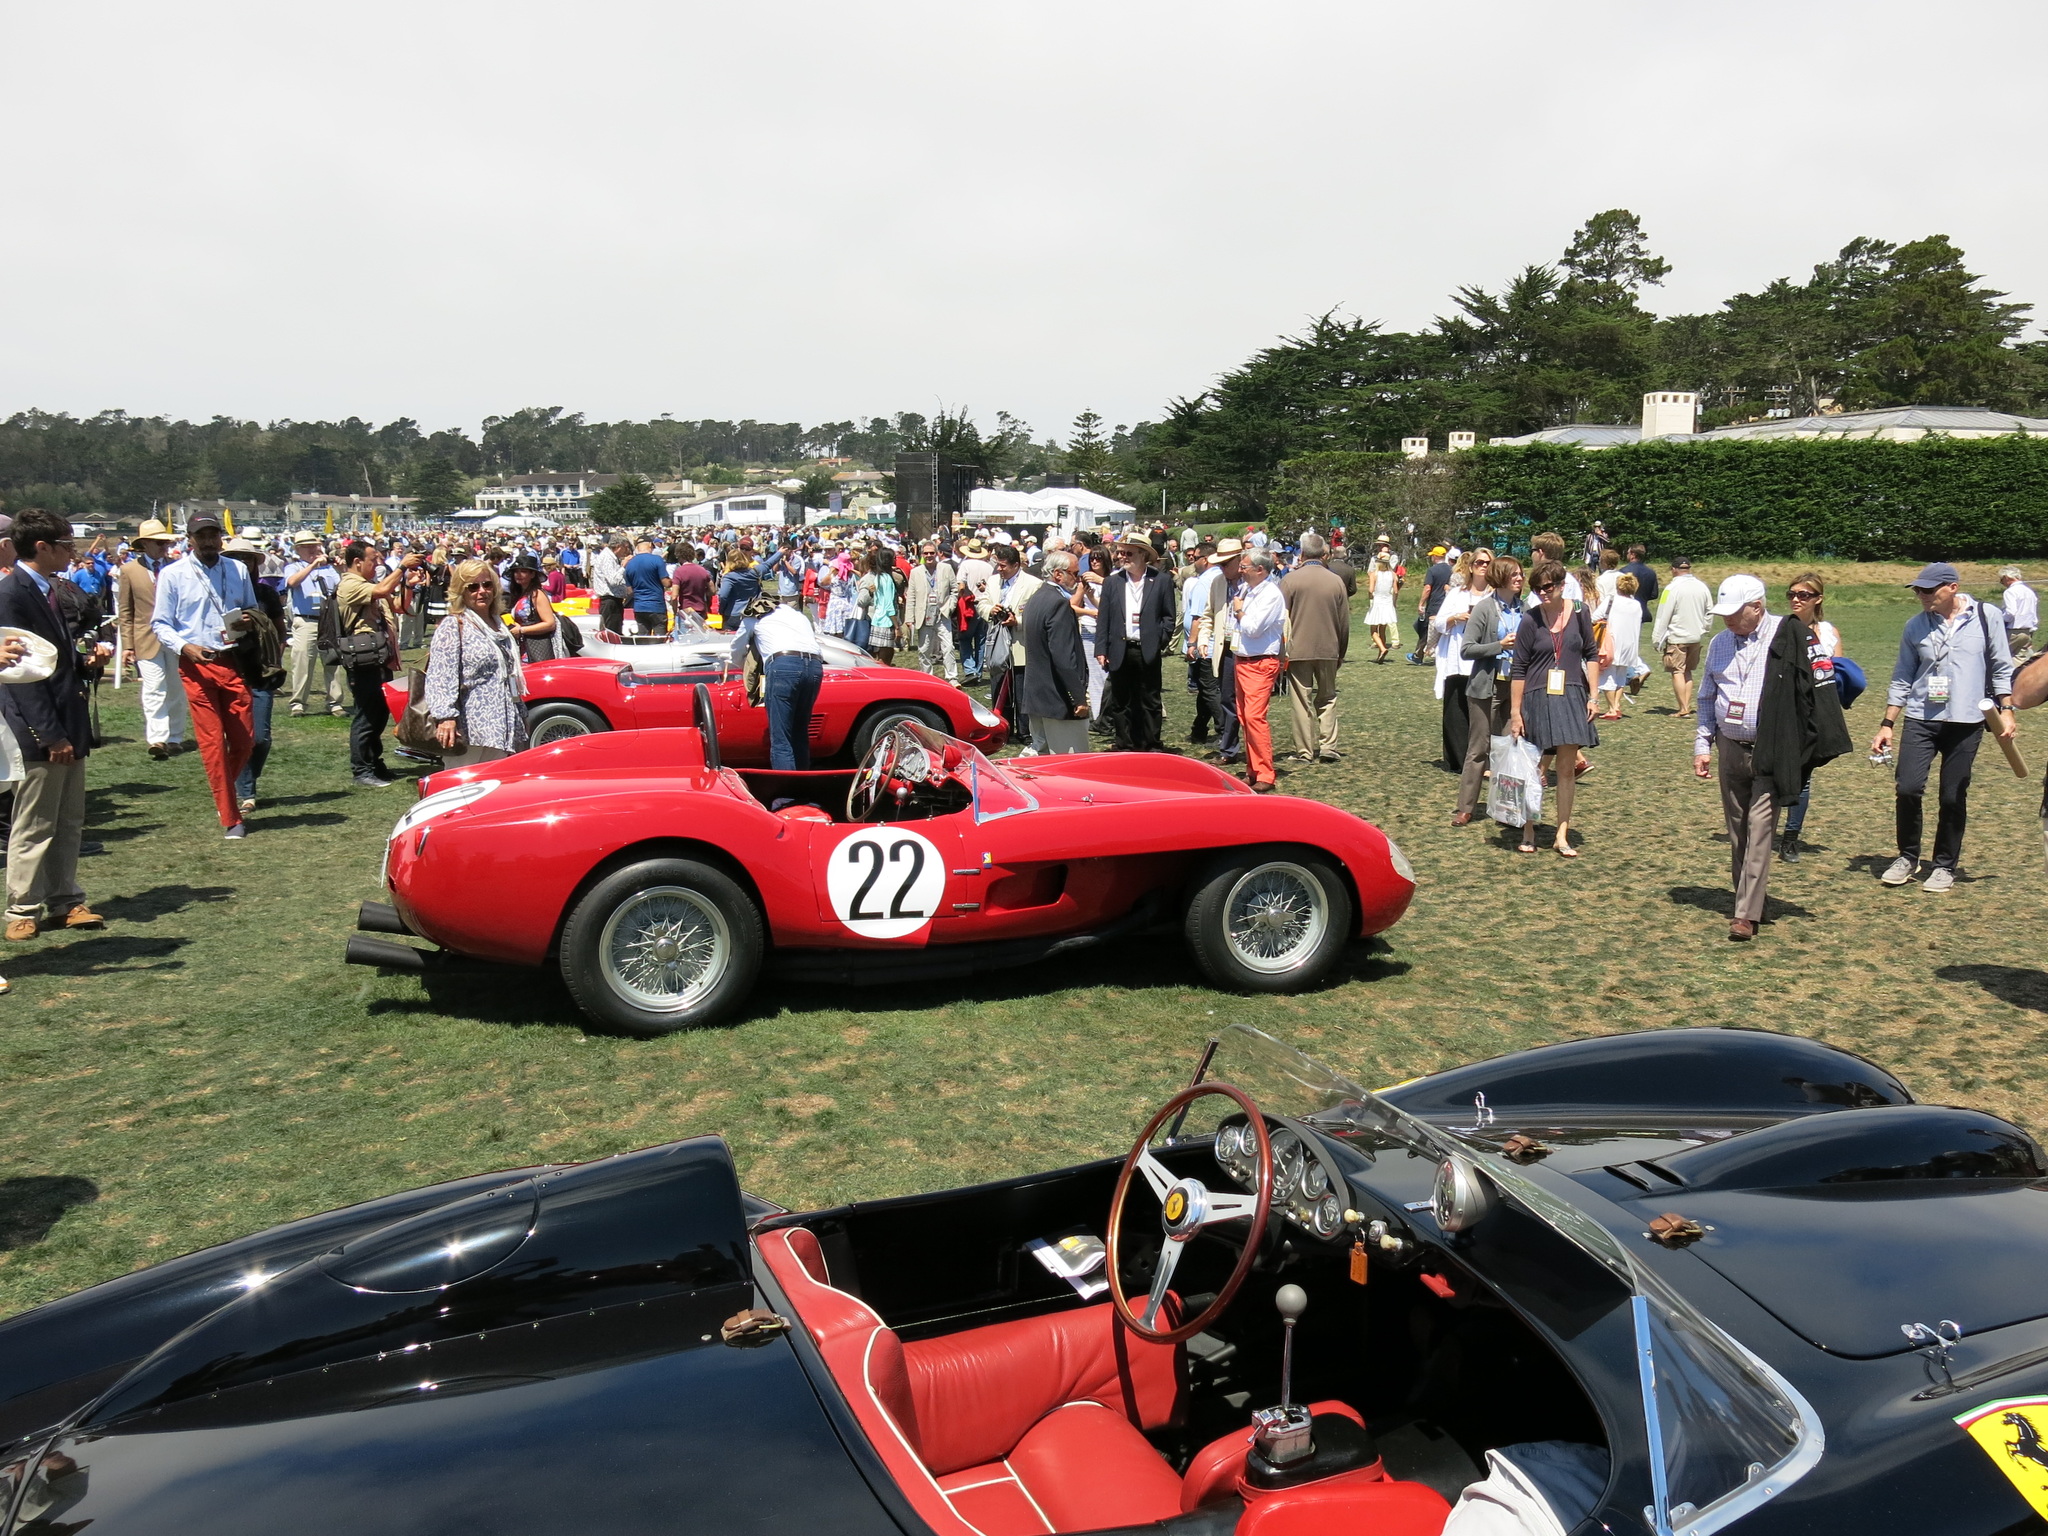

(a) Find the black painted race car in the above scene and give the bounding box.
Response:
[2,1025,2044,1535]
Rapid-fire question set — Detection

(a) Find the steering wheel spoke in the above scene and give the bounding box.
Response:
[1200,1190,1260,1225]
[1139,1237,1182,1330]
[1135,1148,1176,1203]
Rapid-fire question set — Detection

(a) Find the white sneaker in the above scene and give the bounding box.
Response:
[1922,867,1956,893]
[1879,856,1916,886]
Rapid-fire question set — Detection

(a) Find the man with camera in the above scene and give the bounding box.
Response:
[977,543,1041,749]
[283,531,345,717]
[153,511,260,837]
[335,541,420,789]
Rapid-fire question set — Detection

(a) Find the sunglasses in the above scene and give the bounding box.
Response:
[1535,581,1562,593]
[1789,589,1819,601]
[462,582,493,593]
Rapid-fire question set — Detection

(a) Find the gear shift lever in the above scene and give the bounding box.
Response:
[1250,1286,1314,1468]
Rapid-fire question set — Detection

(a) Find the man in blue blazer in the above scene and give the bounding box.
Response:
[0,509,105,940]
[1094,535,1177,752]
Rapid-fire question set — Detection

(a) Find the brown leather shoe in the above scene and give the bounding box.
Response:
[60,908,105,930]
[1450,811,1474,827]
[1729,919,1756,941]
[5,918,37,942]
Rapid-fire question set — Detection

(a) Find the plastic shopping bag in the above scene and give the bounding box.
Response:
[1486,734,1544,828]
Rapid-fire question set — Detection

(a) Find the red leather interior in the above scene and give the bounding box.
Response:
[1234,1477,1452,1535]
[1006,1402,1187,1531]
[903,1297,1183,1474]
[1179,1400,1366,1513]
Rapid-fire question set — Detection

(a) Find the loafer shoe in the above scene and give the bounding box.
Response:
[147,743,170,760]
[1880,856,1916,886]
[1922,867,1956,893]
[1729,919,1756,941]
[5,919,36,942]
[61,908,105,929]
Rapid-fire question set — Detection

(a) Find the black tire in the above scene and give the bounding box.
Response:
[560,858,763,1035]
[1183,846,1352,994]
[527,701,609,746]
[848,702,947,761]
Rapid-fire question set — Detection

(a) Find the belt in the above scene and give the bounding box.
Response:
[763,648,821,663]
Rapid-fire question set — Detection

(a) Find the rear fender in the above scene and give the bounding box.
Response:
[543,836,771,961]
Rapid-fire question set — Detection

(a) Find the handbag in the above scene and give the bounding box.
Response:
[1486,733,1544,828]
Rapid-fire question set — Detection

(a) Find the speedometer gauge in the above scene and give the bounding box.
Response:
[1272,1132,1302,1191]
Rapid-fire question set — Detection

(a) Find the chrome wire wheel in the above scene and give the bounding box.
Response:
[530,714,592,746]
[1224,862,1329,974]
[598,885,730,1011]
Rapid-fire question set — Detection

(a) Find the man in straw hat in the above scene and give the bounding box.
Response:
[118,518,189,759]
[1095,533,1176,752]
[282,530,345,717]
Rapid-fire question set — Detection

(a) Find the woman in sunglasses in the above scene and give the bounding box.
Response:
[1778,573,1842,863]
[421,559,529,769]
[1508,559,1601,856]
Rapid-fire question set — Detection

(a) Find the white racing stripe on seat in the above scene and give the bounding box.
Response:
[858,1327,997,1536]
[1001,1460,1056,1534]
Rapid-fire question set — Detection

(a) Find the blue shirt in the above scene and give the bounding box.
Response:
[559,548,580,568]
[152,553,258,653]
[283,559,339,617]
[623,552,669,612]
[1886,594,2015,723]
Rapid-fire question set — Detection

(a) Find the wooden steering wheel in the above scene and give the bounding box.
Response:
[1107,1082,1274,1345]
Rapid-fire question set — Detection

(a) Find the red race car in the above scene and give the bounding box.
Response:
[349,706,1416,1034]
[387,655,1005,765]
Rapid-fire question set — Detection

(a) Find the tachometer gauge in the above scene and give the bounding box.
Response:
[1272,1132,1302,1191]
[1299,1160,1329,1201]
[1314,1193,1344,1237]
[1214,1123,1246,1170]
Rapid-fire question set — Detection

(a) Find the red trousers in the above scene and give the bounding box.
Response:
[1234,655,1284,787]
[179,656,255,828]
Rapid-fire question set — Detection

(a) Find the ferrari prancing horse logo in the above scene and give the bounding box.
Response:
[1163,1190,1187,1224]
[826,827,946,940]
[1957,1398,2048,1518]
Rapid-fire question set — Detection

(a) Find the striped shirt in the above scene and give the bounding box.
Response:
[1696,614,1781,755]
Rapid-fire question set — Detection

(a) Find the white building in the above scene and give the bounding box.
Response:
[674,490,790,527]
[1488,397,2048,451]
[285,491,417,530]
[472,471,621,516]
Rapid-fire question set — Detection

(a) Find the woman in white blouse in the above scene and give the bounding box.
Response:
[423,559,529,769]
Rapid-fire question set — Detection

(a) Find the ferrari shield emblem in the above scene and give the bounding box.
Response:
[1162,1190,1187,1224]
[1956,1398,2048,1517]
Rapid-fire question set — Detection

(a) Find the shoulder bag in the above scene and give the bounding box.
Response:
[398,617,464,756]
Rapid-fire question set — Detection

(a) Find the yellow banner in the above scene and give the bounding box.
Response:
[372,510,384,535]
[324,508,334,536]
[222,507,235,537]
[1957,1398,2048,1518]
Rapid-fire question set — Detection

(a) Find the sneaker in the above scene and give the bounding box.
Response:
[354,772,394,788]
[224,824,247,840]
[238,798,257,814]
[1779,836,1800,864]
[1880,856,1916,886]
[1922,867,1956,893]
[289,705,307,717]
[330,706,348,718]
[5,918,36,942]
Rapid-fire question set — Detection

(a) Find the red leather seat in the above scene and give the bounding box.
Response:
[757,1226,1453,1536]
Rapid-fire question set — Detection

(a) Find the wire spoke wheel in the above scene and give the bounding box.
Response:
[599,885,730,1011]
[1224,862,1328,974]
[531,715,591,745]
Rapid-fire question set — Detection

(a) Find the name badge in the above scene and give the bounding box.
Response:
[1726,700,1747,723]
[1546,667,1566,696]
[1928,674,1951,704]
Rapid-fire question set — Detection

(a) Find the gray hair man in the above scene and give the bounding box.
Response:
[2000,566,2037,659]
[1020,552,1092,754]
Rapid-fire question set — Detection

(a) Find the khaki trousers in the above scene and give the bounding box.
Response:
[1286,658,1341,758]
[1717,738,1775,923]
[8,758,87,922]
[288,615,344,712]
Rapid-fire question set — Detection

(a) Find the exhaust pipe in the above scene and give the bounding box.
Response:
[357,901,414,936]
[346,935,430,972]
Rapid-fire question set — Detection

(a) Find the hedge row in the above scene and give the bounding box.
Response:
[1456,437,2048,561]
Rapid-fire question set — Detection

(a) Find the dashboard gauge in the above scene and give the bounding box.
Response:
[1299,1160,1330,1201]
[1314,1193,1344,1237]
[1272,1132,1302,1192]
[1214,1124,1245,1170]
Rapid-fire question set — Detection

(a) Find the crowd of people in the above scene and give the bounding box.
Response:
[0,503,2044,973]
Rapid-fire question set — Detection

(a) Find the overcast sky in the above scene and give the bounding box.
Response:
[6,0,2045,445]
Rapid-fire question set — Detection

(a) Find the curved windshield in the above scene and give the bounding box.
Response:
[1208,1025,1823,1536]
[892,721,1036,823]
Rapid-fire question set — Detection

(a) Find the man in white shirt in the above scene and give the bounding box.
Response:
[953,538,995,683]
[1232,550,1287,791]
[1651,557,1714,718]
[589,538,630,636]
[2001,567,2038,658]
[152,511,259,837]
[729,598,824,770]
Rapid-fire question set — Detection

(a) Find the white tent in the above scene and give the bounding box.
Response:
[1020,486,1136,538]
[967,488,1036,517]
[482,513,547,530]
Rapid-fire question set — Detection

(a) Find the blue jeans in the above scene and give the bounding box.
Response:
[765,653,823,770]
[235,688,274,803]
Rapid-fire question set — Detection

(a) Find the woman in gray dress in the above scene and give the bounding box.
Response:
[424,559,529,769]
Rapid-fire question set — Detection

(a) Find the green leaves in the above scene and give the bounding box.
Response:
[585,474,665,528]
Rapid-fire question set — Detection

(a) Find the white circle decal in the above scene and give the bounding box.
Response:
[826,827,946,939]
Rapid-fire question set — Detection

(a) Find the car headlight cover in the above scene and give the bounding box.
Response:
[1384,834,1415,884]
[970,702,1003,729]
[390,779,500,842]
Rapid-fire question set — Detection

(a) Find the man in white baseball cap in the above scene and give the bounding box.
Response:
[1692,575,1778,940]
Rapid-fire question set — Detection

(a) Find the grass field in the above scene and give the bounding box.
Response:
[2,558,2045,1317]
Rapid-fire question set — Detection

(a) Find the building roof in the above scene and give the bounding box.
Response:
[1696,405,2048,441]
[1485,423,1644,448]
[490,472,622,489]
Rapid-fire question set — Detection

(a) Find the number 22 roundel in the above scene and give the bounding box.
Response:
[825,827,948,939]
